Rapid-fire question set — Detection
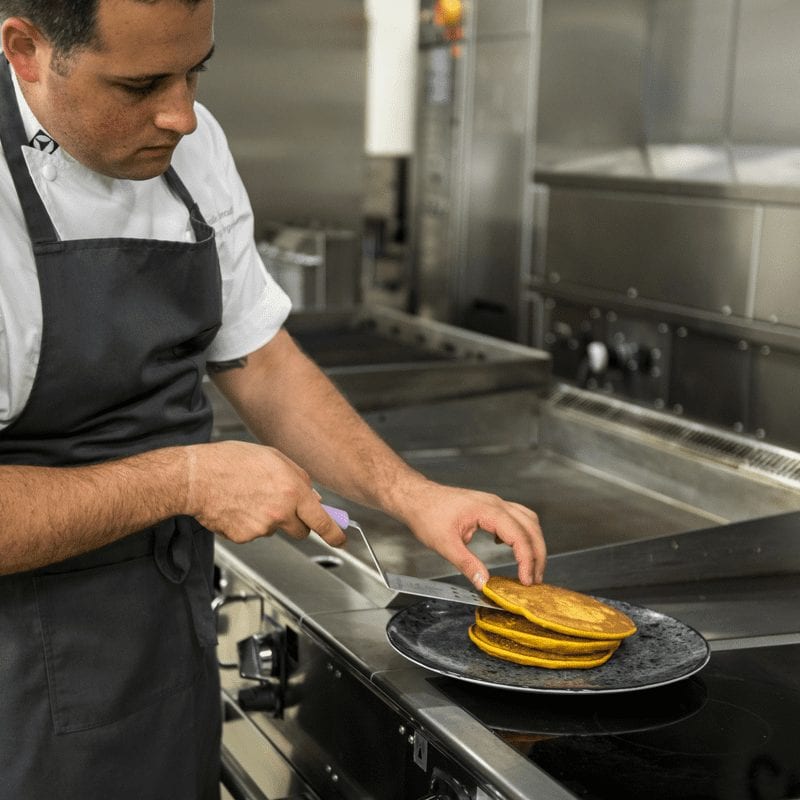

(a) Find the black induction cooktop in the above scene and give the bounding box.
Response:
[434,642,800,800]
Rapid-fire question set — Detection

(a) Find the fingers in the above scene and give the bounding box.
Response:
[298,496,347,548]
[456,521,544,590]
[419,491,546,591]
[503,501,547,585]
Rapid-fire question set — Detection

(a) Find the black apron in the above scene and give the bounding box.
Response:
[0,58,223,800]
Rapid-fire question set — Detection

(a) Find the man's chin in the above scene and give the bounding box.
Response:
[101,150,175,181]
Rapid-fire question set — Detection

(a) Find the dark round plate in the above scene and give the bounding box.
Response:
[386,598,710,694]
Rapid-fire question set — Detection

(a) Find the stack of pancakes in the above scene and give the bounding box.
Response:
[468,577,637,669]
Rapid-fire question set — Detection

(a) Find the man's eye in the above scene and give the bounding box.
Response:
[121,82,158,96]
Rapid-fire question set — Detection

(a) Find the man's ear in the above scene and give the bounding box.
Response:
[2,17,48,83]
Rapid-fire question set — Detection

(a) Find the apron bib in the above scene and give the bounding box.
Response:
[0,57,223,800]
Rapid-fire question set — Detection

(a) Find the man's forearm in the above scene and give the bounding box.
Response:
[0,447,188,574]
[210,331,430,521]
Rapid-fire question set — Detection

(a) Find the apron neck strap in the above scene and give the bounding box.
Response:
[163,165,212,231]
[0,57,59,245]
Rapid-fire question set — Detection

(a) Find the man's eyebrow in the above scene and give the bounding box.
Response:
[116,44,215,83]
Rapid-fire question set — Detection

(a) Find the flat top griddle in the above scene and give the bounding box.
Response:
[291,329,452,368]
[386,598,709,694]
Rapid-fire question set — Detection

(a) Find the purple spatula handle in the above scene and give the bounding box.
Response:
[322,503,350,529]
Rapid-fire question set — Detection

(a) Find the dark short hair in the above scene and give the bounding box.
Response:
[0,0,205,58]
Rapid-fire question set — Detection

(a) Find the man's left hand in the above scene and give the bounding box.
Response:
[397,481,546,590]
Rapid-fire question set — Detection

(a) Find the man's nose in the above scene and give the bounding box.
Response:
[153,79,198,136]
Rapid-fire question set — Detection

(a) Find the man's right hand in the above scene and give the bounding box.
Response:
[184,441,347,548]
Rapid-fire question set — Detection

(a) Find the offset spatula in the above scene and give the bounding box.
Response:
[322,504,496,608]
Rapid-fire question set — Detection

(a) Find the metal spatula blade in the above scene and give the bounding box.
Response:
[322,504,496,609]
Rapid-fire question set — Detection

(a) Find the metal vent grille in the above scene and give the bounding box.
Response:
[548,385,800,488]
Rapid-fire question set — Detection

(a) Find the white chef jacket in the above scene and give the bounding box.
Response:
[0,70,291,431]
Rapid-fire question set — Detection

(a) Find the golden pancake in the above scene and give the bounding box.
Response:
[474,607,620,655]
[468,625,615,669]
[481,577,637,640]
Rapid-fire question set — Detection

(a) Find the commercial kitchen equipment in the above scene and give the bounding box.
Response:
[410,0,539,340]
[408,0,800,454]
[214,452,800,800]
[210,305,800,799]
[198,0,365,310]
[528,0,800,453]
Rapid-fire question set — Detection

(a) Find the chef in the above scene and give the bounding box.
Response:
[0,0,546,797]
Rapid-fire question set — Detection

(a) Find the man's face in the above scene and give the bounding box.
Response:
[29,0,214,180]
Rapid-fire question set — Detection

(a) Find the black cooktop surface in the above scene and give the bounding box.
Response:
[435,642,800,800]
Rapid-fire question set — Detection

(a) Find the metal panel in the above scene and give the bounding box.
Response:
[544,512,800,591]
[543,385,800,522]
[668,329,750,428]
[753,205,800,327]
[198,0,366,235]
[751,347,800,450]
[540,0,737,159]
[544,188,756,315]
[643,0,735,145]
[536,0,800,188]
[461,34,533,338]
[536,0,648,167]
[411,43,468,322]
[731,0,800,145]
[475,0,532,36]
